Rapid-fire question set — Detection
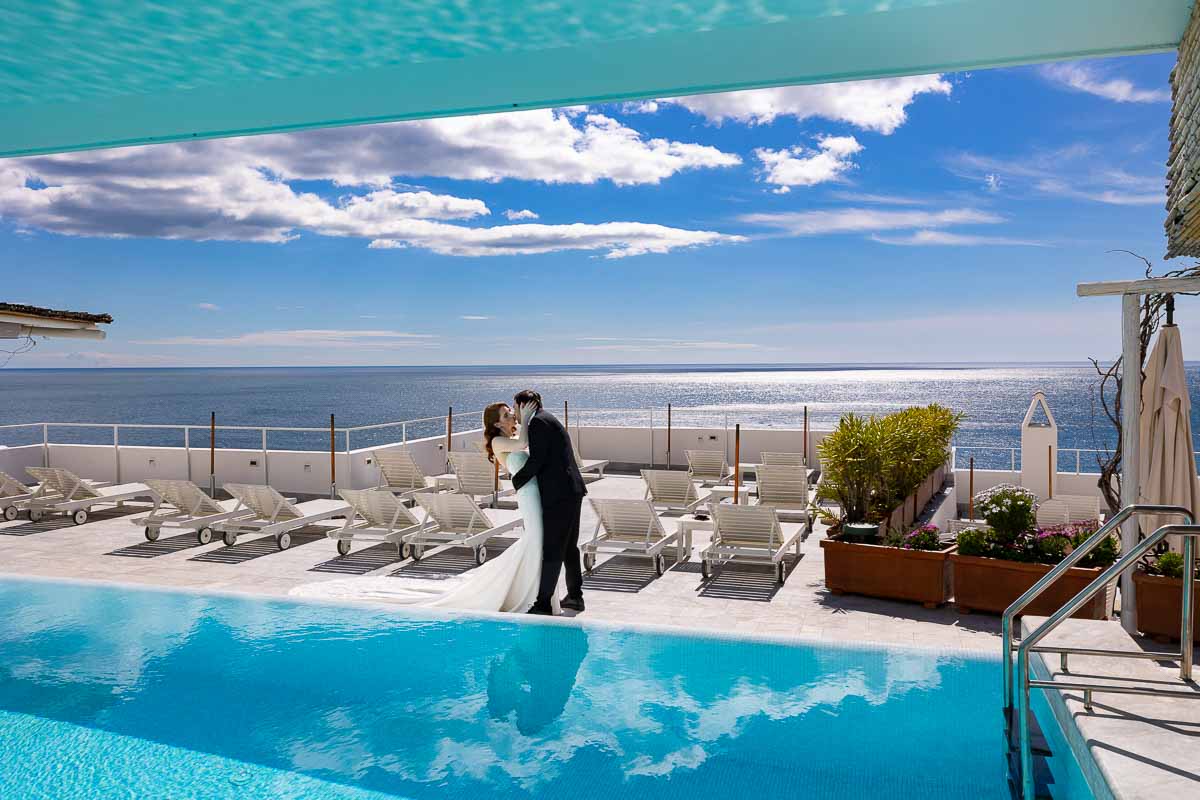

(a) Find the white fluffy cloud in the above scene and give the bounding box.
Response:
[1039,62,1169,104]
[665,75,952,134]
[503,209,539,220]
[740,207,1003,236]
[576,337,758,351]
[223,108,740,187]
[367,220,742,259]
[0,109,746,259]
[755,136,862,192]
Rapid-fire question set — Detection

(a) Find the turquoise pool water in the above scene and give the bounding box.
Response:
[0,578,1087,799]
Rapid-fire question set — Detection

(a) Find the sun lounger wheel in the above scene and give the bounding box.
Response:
[583,552,596,573]
[337,539,352,556]
[474,545,488,566]
[701,558,711,579]
[775,562,786,584]
[223,531,238,547]
[3,506,17,521]
[276,532,292,550]
[411,544,424,561]
[654,553,667,576]
[28,510,43,523]
[72,509,88,525]
[197,527,213,545]
[400,542,412,559]
[144,526,159,542]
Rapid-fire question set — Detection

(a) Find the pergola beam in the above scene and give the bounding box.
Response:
[1077,276,1200,296]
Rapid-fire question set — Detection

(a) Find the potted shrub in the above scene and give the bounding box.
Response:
[819,405,961,606]
[822,523,954,607]
[1133,551,1200,642]
[951,486,1117,618]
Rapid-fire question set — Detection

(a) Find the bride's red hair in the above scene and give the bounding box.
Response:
[482,402,509,462]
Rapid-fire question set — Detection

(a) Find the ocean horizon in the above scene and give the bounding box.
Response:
[5,362,1193,470]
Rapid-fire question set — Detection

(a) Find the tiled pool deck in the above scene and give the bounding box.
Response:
[0,473,1002,652]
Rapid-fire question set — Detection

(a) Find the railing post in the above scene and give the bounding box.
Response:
[262,428,269,486]
[1183,535,1195,681]
[209,412,216,497]
[330,413,337,500]
[968,457,975,519]
[345,430,352,492]
[113,425,120,483]
[649,408,655,468]
[1076,449,1081,475]
[42,423,48,468]
[1011,448,1016,471]
[402,422,408,447]
[185,426,192,482]
[666,402,672,469]
[445,406,453,469]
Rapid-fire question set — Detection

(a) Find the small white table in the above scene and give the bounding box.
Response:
[706,485,751,505]
[674,518,714,561]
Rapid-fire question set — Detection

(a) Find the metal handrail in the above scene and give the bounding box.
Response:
[1001,503,1193,719]
[1011,514,1200,800]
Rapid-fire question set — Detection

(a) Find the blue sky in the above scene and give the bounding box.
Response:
[1,53,1187,367]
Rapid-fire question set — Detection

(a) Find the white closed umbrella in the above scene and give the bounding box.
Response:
[1138,324,1200,549]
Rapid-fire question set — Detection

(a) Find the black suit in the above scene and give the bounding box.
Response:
[511,409,587,607]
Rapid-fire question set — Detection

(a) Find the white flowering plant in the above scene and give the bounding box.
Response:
[972,484,1038,542]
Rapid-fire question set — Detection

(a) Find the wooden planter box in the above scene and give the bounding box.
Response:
[821,537,954,608]
[951,554,1113,619]
[1133,571,1200,643]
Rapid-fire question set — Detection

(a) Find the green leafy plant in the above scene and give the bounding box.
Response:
[817,404,962,525]
[973,485,1038,542]
[1144,550,1185,578]
[955,520,1118,568]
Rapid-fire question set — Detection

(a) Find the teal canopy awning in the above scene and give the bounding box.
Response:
[2,0,1191,158]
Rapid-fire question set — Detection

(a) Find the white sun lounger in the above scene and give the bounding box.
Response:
[473,440,511,476]
[738,451,812,482]
[19,466,158,525]
[408,491,521,565]
[372,448,444,500]
[686,449,733,486]
[447,451,512,503]
[700,502,801,583]
[753,464,813,527]
[131,479,251,544]
[572,439,608,480]
[584,498,683,576]
[641,469,707,514]
[329,488,428,556]
[1,471,39,521]
[213,484,350,550]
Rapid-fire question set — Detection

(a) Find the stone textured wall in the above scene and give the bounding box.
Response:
[1167,2,1200,258]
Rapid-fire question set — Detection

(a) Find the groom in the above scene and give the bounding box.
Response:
[510,389,587,615]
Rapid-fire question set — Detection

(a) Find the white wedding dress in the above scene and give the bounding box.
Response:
[290,444,553,613]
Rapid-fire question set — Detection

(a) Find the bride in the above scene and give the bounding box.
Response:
[290,402,553,613]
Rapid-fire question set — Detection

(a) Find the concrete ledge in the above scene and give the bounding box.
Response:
[1022,616,1200,799]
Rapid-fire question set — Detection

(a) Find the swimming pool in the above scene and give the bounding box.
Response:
[0,577,1089,799]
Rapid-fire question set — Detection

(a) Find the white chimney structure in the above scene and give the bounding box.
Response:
[1020,391,1058,500]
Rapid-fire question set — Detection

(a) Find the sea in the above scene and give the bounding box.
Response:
[3,363,1197,470]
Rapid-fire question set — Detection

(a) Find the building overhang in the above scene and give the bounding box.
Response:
[1,0,1191,159]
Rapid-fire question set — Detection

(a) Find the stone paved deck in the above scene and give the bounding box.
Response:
[0,473,1002,653]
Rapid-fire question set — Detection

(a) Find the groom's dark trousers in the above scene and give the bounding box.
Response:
[511,409,587,609]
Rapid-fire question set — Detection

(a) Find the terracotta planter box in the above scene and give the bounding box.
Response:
[821,537,954,608]
[1133,571,1200,643]
[951,554,1113,619]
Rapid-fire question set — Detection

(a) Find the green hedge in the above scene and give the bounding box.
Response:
[817,404,961,525]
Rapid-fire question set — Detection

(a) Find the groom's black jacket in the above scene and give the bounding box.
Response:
[511,409,586,507]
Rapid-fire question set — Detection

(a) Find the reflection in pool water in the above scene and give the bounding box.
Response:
[0,578,1022,799]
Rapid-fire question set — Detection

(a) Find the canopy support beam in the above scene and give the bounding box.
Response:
[1120,294,1143,634]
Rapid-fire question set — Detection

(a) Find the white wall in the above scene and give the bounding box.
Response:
[571,425,830,469]
[0,444,43,479]
[954,467,1117,511]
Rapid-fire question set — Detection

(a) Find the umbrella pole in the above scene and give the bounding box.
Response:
[209,411,216,497]
[733,424,741,504]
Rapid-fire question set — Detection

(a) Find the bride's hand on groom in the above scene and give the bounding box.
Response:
[517,402,536,427]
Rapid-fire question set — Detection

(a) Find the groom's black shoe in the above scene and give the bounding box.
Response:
[560,596,585,612]
[527,603,553,616]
